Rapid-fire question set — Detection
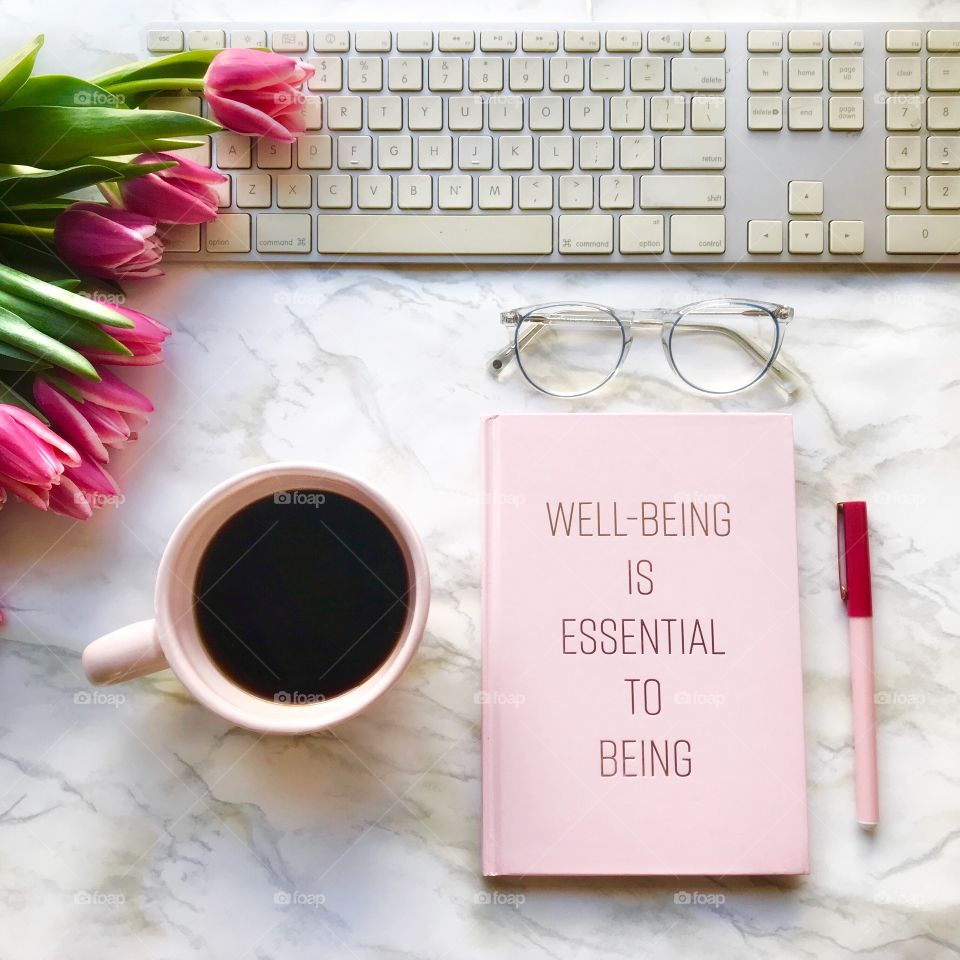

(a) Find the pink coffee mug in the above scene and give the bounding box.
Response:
[82,463,430,734]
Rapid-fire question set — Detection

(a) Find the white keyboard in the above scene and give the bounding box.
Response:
[145,22,960,265]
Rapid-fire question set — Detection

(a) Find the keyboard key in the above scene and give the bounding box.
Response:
[300,96,323,130]
[378,135,413,169]
[927,29,960,53]
[236,174,271,208]
[886,29,922,52]
[409,96,443,129]
[670,214,725,253]
[327,96,363,129]
[188,29,225,50]
[606,31,643,53]
[257,214,312,254]
[788,30,823,53]
[671,57,726,92]
[499,136,534,169]
[519,176,553,208]
[277,174,311,208]
[559,215,613,253]
[315,215,553,255]
[748,30,782,53]
[590,57,626,92]
[388,57,423,91]
[788,220,824,254]
[928,136,960,169]
[886,57,923,92]
[355,30,391,52]
[469,56,504,91]
[648,31,684,53]
[564,30,601,52]
[927,175,960,208]
[610,96,645,130]
[620,135,655,169]
[449,96,483,130]
[570,96,604,130]
[272,30,308,52]
[297,135,333,169]
[397,30,433,52]
[928,57,960,92]
[829,58,864,92]
[550,57,585,91]
[829,220,865,254]
[748,58,783,92]
[147,29,183,52]
[689,30,725,52]
[539,135,574,169]
[163,224,200,252]
[599,174,634,208]
[428,57,464,92]
[886,135,921,170]
[639,175,725,208]
[829,97,864,131]
[458,135,493,169]
[886,95,922,131]
[398,176,432,209]
[308,57,342,91]
[337,135,372,169]
[650,95,685,130]
[439,30,475,52]
[489,96,523,131]
[885,175,922,209]
[317,175,352,208]
[481,30,516,52]
[358,175,393,209]
[230,30,266,49]
[928,96,960,130]
[630,57,665,91]
[368,95,403,130]
[510,57,545,91]
[748,220,783,254]
[206,214,250,253]
[314,30,350,52]
[256,139,291,169]
[789,180,823,215]
[886,214,960,253]
[478,176,513,209]
[530,96,564,130]
[579,135,615,169]
[748,96,784,130]
[348,56,383,91]
[829,30,865,53]
[419,135,453,169]
[789,58,823,92]
[660,135,726,169]
[523,30,559,52]
[620,214,665,253]
[559,175,594,208]
[788,96,824,130]
[216,132,252,169]
[692,96,726,130]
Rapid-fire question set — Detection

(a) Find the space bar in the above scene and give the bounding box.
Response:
[316,214,554,255]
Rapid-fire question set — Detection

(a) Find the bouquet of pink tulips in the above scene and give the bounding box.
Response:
[0,34,314,523]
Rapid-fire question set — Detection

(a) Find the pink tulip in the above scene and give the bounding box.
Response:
[55,202,163,280]
[121,153,227,225]
[80,305,171,367]
[205,48,315,143]
[0,403,81,513]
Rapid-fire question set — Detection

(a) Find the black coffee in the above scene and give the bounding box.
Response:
[193,490,410,702]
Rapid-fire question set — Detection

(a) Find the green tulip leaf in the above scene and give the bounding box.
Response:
[50,278,82,292]
[0,376,46,419]
[90,49,218,88]
[0,200,72,224]
[0,158,175,206]
[0,35,43,108]
[0,106,218,167]
[0,263,132,327]
[1,74,124,110]
[0,304,99,379]
[0,339,50,370]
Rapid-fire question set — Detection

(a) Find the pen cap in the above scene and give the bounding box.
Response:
[837,501,873,617]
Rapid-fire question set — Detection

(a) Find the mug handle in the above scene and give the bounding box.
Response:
[82,619,168,685]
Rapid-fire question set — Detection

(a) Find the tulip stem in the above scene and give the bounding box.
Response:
[103,78,207,96]
[0,224,55,239]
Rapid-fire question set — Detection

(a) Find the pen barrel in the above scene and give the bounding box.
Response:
[849,617,879,826]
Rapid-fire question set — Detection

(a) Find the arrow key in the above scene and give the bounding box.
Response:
[748,219,784,253]
[788,219,824,254]
[829,219,865,254]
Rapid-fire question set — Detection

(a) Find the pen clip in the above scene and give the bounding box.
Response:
[836,502,848,604]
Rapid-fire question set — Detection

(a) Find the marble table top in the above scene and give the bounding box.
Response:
[0,0,958,956]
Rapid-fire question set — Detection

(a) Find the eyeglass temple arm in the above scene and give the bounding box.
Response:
[489,321,547,378]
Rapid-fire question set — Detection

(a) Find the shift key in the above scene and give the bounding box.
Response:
[640,175,725,208]
[256,214,312,254]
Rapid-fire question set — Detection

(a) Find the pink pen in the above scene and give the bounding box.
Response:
[837,501,879,828]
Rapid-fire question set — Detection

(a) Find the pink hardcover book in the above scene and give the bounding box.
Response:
[481,413,808,877]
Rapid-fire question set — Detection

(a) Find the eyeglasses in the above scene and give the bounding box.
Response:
[489,298,799,399]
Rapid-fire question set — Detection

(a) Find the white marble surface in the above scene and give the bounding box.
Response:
[1,0,959,955]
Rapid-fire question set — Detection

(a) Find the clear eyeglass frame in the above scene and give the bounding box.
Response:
[488,298,799,399]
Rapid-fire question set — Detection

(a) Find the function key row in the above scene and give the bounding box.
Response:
[148,27,728,55]
[747,29,863,53]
